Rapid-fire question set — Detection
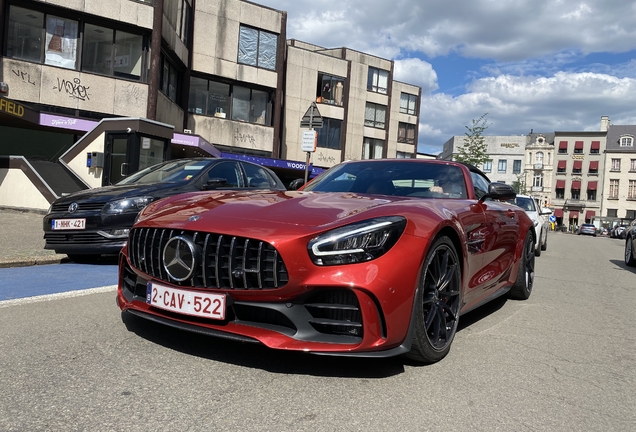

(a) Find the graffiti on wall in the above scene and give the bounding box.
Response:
[316,152,337,164]
[53,77,90,101]
[234,128,256,147]
[11,68,36,86]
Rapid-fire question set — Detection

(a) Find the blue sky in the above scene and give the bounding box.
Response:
[259,0,636,155]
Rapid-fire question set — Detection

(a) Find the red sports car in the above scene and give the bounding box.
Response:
[117,159,536,363]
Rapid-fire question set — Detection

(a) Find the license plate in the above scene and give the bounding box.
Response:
[146,282,226,320]
[52,218,86,230]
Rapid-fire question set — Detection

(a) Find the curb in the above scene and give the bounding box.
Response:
[0,255,68,269]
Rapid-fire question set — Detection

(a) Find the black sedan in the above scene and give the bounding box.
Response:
[43,158,286,262]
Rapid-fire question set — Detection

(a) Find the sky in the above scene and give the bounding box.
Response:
[258,0,636,155]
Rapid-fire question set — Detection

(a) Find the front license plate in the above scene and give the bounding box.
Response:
[52,218,86,230]
[146,282,226,320]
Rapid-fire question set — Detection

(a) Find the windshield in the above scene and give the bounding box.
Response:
[303,160,468,198]
[515,197,536,212]
[117,160,213,185]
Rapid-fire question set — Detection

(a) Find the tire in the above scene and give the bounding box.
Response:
[509,231,535,300]
[534,232,542,257]
[625,237,636,267]
[405,236,462,364]
[67,254,101,264]
[541,230,548,251]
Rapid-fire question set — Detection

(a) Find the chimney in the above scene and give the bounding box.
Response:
[601,116,610,132]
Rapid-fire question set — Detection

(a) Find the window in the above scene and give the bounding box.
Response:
[397,122,416,144]
[400,93,418,115]
[535,151,543,164]
[556,188,565,199]
[367,67,389,94]
[316,118,342,150]
[207,161,241,187]
[609,179,619,199]
[629,180,636,199]
[590,141,600,154]
[362,138,384,159]
[574,141,584,154]
[620,136,634,147]
[533,173,543,187]
[238,25,277,70]
[364,103,386,129]
[165,0,192,45]
[82,25,145,80]
[482,160,492,173]
[572,160,582,174]
[589,161,598,175]
[630,159,636,172]
[513,160,522,174]
[627,210,636,219]
[611,158,621,172]
[396,151,413,159]
[587,190,596,201]
[558,141,568,154]
[160,54,178,102]
[470,171,490,200]
[188,77,272,125]
[498,159,507,173]
[316,73,345,106]
[557,160,566,173]
[607,209,618,218]
[571,189,580,200]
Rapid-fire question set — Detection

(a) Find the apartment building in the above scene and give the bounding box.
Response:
[601,123,636,223]
[524,133,555,208]
[0,0,421,211]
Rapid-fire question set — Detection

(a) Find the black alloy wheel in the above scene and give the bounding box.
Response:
[406,236,461,364]
[509,231,535,300]
[625,237,636,267]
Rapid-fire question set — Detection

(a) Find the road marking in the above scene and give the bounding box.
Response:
[0,285,117,308]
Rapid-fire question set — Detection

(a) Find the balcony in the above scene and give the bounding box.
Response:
[534,163,543,170]
[531,186,543,192]
[564,199,585,209]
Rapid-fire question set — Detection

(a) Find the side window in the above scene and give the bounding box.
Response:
[470,172,490,200]
[242,163,273,188]
[207,162,242,187]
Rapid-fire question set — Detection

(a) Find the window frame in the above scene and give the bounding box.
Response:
[364,102,387,129]
[498,159,507,173]
[362,137,385,159]
[513,159,522,174]
[609,179,620,199]
[316,118,343,150]
[399,93,418,115]
[316,73,345,107]
[611,158,621,172]
[367,66,389,94]
[397,122,416,144]
[482,160,492,173]
[237,24,278,71]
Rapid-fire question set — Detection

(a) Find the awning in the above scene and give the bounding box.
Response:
[559,141,568,149]
[589,160,599,170]
[591,141,600,150]
[570,210,579,219]
[571,180,581,189]
[587,181,597,190]
[554,209,564,218]
[557,160,567,169]
[556,179,566,188]
[574,141,584,150]
[586,210,596,219]
[573,160,583,170]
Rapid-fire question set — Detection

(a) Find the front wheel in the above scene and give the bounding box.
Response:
[541,230,548,251]
[625,237,636,267]
[509,231,535,300]
[405,236,462,364]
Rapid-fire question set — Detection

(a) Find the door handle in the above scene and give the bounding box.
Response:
[121,163,128,177]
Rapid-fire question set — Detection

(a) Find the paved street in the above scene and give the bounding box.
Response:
[0,232,634,431]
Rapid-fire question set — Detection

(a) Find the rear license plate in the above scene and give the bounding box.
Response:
[52,218,86,230]
[146,282,226,320]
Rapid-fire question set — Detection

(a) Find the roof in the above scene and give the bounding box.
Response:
[606,125,636,151]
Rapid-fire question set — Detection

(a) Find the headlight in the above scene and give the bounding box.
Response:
[102,196,154,214]
[308,216,406,266]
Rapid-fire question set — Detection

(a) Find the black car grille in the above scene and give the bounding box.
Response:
[51,202,106,212]
[44,232,111,244]
[128,227,288,290]
[304,290,363,337]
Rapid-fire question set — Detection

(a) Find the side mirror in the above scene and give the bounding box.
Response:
[289,178,305,190]
[202,177,228,190]
[480,182,516,202]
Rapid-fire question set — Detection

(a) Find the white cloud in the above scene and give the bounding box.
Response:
[393,58,438,94]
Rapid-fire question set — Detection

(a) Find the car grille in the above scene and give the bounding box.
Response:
[51,202,106,212]
[44,232,111,244]
[128,227,289,290]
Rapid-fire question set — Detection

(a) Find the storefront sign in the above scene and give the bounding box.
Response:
[39,113,97,132]
[500,143,520,148]
[0,96,39,123]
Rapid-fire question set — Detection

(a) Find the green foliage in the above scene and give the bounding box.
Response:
[456,113,490,167]
[512,173,527,194]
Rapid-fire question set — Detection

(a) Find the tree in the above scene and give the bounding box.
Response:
[512,173,527,194]
[456,113,490,167]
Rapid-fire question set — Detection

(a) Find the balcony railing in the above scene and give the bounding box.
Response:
[531,186,543,192]
[534,163,543,170]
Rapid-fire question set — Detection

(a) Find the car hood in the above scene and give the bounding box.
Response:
[54,182,190,204]
[138,190,444,235]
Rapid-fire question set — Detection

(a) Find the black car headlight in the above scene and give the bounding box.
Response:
[308,216,407,266]
[102,196,154,215]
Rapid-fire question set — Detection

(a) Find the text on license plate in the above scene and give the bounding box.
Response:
[52,218,86,230]
[146,282,226,320]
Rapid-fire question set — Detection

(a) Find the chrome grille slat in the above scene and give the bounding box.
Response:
[128,228,287,290]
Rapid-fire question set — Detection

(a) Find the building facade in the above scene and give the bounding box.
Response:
[601,123,636,224]
[524,133,555,208]
[0,0,421,211]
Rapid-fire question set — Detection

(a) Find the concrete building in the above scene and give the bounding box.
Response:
[438,135,526,185]
[0,0,421,211]
[524,133,555,208]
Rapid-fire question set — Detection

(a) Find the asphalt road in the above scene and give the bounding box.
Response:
[1,232,634,431]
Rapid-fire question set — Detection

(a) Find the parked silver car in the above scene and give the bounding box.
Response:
[577,223,597,237]
[514,195,551,256]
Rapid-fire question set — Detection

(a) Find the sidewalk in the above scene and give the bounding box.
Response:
[0,207,67,268]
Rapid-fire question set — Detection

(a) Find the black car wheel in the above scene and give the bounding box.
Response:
[509,231,535,300]
[406,236,461,364]
[625,237,636,267]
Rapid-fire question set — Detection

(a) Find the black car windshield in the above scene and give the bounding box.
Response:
[117,160,213,185]
[303,160,468,198]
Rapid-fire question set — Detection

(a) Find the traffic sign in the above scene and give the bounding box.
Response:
[300,102,323,128]
[302,130,317,152]
[549,215,556,223]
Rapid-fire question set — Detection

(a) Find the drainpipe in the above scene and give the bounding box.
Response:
[146,0,164,120]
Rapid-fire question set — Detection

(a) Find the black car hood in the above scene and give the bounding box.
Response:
[54,182,191,204]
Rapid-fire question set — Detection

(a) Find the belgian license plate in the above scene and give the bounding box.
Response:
[52,218,86,230]
[146,282,226,320]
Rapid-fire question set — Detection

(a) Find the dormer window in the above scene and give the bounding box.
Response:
[620,135,634,147]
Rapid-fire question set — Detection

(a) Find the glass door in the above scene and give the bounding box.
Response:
[104,134,130,185]
[104,133,169,186]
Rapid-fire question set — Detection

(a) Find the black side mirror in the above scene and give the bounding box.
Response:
[203,177,228,190]
[289,178,305,190]
[480,182,516,202]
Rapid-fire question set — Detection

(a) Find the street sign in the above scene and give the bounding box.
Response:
[300,102,323,128]
[302,130,317,152]
[549,215,556,223]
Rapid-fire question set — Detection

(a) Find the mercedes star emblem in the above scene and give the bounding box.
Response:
[163,235,197,281]
[68,202,78,213]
